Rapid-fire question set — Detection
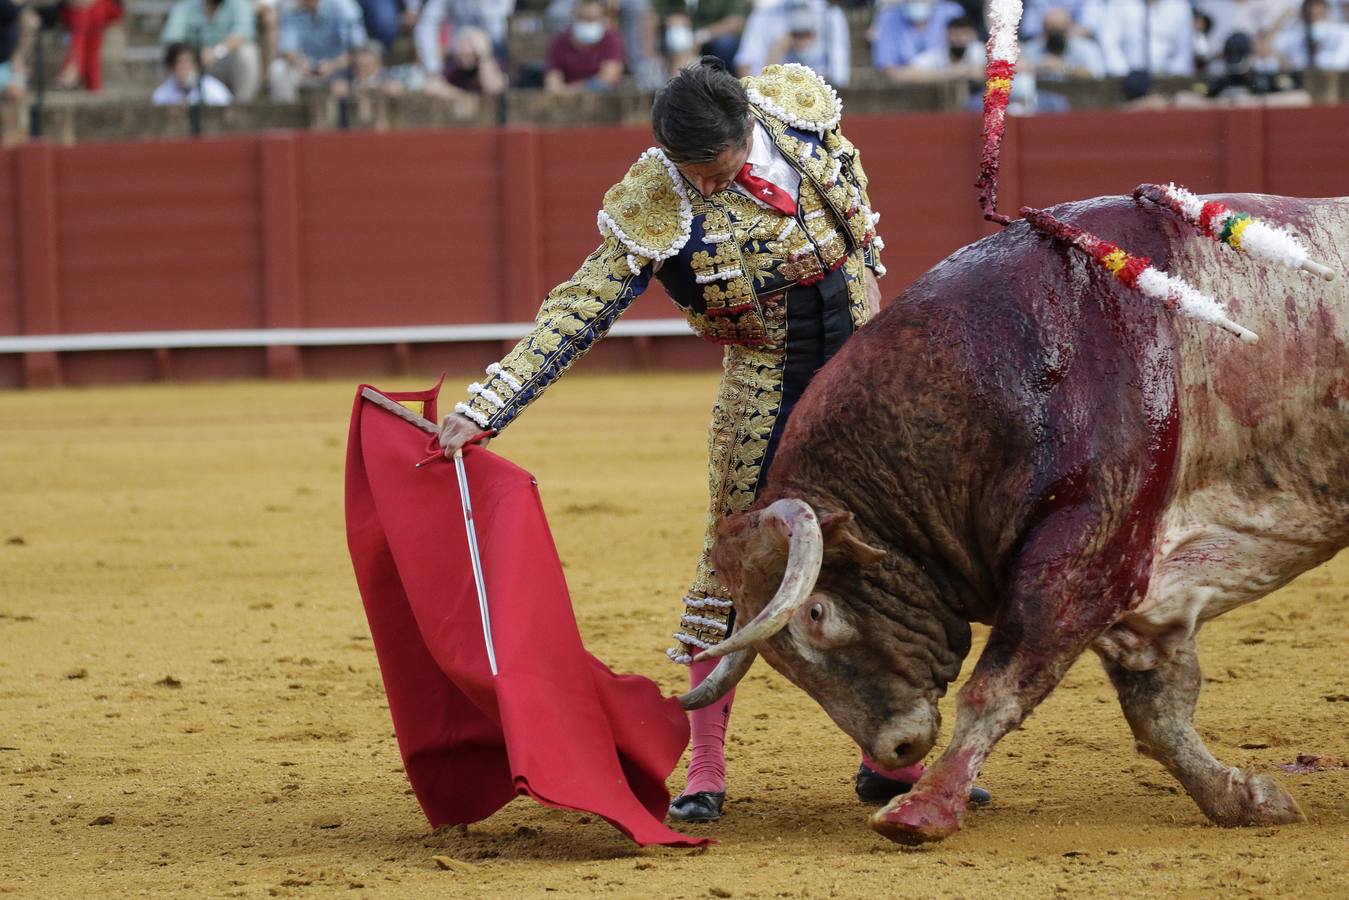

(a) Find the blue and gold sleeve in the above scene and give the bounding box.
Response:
[455,236,654,433]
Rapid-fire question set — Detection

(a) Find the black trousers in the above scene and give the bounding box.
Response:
[758,267,855,485]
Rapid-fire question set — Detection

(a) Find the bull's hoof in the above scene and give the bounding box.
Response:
[868,791,964,845]
[1206,769,1306,827]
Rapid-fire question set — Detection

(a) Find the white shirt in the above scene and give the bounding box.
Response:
[151,74,233,106]
[734,0,851,86]
[1275,20,1349,70]
[1195,0,1297,50]
[731,120,801,205]
[1088,0,1194,76]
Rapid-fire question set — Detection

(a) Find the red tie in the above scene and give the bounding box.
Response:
[735,163,797,217]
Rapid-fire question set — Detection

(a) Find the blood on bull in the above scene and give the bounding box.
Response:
[685,189,1349,843]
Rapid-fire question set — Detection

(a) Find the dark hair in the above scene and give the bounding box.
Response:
[947,16,975,30]
[164,42,193,69]
[651,56,751,165]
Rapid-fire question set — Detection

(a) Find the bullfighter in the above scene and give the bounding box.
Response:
[439,57,951,823]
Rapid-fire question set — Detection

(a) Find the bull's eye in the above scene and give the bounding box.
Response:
[809,602,824,622]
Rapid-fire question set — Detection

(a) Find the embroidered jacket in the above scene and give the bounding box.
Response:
[456,64,885,432]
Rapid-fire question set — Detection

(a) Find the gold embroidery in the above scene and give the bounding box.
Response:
[601,154,689,259]
[700,207,732,239]
[743,64,841,134]
[741,250,778,287]
[672,297,789,657]
[780,253,823,284]
[464,236,648,429]
[844,252,871,329]
[703,276,753,310]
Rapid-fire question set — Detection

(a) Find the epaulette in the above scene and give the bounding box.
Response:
[743,63,842,136]
[598,148,693,273]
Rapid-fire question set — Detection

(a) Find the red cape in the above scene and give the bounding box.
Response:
[345,382,706,847]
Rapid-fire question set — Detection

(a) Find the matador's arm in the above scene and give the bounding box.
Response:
[825,125,886,279]
[454,236,654,432]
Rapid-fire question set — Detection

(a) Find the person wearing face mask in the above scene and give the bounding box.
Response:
[758,2,851,85]
[440,57,977,825]
[654,0,749,69]
[733,0,849,84]
[901,15,985,78]
[660,12,701,72]
[1021,6,1105,79]
[1273,0,1349,70]
[872,0,966,78]
[545,0,627,91]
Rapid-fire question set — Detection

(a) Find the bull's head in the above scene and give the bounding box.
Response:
[678,498,961,770]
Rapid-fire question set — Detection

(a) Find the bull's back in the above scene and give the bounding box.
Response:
[780,193,1349,613]
[902,192,1349,523]
[1155,196,1349,518]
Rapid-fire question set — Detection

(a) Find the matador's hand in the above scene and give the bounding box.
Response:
[864,268,883,319]
[439,413,492,458]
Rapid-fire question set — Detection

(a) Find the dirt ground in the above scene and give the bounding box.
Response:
[1,374,1346,899]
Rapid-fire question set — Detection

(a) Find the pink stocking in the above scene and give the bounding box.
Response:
[684,657,734,795]
[861,752,925,784]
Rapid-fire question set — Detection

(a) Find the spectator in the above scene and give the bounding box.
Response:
[269,0,367,102]
[1193,8,1218,72]
[548,0,661,90]
[903,14,984,78]
[424,25,506,95]
[1273,0,1349,69]
[1196,0,1297,51]
[734,0,842,81]
[160,0,262,101]
[415,0,514,75]
[1020,0,1093,39]
[338,42,409,94]
[1091,0,1194,77]
[152,40,234,104]
[871,0,965,75]
[659,8,700,73]
[55,0,123,91]
[1206,28,1299,95]
[255,0,279,87]
[758,0,850,85]
[1022,6,1106,79]
[544,0,625,92]
[0,0,38,101]
[654,0,748,69]
[352,0,414,55]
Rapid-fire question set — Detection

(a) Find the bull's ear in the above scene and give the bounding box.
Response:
[819,510,887,566]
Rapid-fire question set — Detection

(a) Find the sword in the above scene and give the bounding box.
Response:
[452,447,498,675]
[360,387,499,675]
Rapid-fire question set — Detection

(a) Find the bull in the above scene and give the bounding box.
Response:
[681,192,1349,844]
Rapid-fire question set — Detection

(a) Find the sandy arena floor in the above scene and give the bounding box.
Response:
[1,374,1346,899]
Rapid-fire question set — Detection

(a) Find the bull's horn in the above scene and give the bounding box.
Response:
[677,649,757,710]
[695,498,823,661]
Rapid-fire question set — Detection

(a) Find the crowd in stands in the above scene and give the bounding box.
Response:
[1,0,1347,112]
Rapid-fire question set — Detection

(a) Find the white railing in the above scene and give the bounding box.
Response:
[0,319,697,354]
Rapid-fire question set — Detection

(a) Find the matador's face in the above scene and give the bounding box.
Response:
[673,129,754,198]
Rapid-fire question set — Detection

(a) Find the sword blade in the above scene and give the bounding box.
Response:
[454,449,499,676]
[360,386,498,675]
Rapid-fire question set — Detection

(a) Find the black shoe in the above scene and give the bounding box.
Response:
[668,791,725,822]
[855,763,914,804]
[853,764,992,806]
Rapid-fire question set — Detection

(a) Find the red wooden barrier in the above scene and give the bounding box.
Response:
[2,105,1348,388]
